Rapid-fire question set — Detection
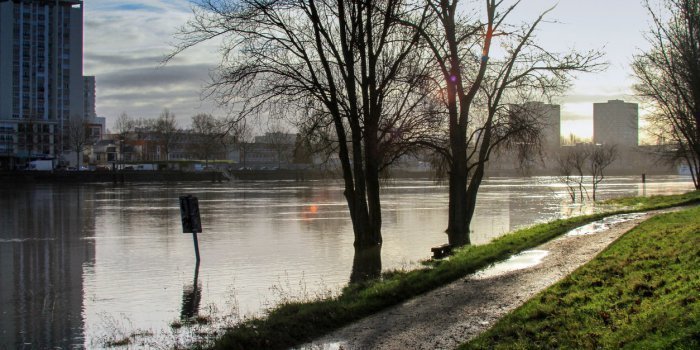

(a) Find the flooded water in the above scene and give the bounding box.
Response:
[471,250,550,280]
[0,176,694,348]
[565,212,647,236]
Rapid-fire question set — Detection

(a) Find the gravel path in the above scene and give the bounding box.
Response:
[301,211,662,350]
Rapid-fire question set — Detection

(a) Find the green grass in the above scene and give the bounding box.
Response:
[602,190,700,210]
[462,205,700,350]
[204,191,700,350]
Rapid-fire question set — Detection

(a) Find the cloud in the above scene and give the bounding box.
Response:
[83,0,645,132]
[84,53,167,71]
[558,93,639,105]
[97,64,213,90]
[107,3,164,12]
[94,63,220,125]
[83,0,224,128]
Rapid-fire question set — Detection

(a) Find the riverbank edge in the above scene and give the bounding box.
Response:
[197,191,700,350]
[0,169,434,183]
[0,170,228,183]
[461,205,700,349]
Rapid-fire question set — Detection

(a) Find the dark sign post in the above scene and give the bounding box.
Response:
[179,195,202,262]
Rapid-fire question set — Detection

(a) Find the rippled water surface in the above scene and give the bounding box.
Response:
[0,176,693,347]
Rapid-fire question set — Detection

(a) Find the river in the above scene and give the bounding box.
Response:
[0,175,694,348]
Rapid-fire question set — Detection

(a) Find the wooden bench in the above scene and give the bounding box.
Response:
[431,244,453,259]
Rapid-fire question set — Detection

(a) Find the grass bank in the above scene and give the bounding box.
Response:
[204,191,700,350]
[462,205,700,349]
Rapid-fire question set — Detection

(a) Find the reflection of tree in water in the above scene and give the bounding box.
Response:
[180,262,202,320]
[350,246,382,284]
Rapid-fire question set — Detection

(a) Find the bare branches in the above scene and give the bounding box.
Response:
[65,118,95,168]
[556,144,618,202]
[153,109,180,160]
[406,0,605,246]
[633,0,700,189]
[170,0,438,249]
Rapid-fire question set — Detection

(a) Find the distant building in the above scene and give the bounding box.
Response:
[513,101,561,154]
[593,100,638,148]
[82,76,104,141]
[83,76,96,119]
[0,0,84,169]
[254,132,297,144]
[85,116,105,140]
[233,132,298,169]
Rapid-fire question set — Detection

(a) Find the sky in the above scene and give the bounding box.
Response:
[84,0,656,138]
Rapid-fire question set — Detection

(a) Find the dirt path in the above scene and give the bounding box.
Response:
[301,211,663,350]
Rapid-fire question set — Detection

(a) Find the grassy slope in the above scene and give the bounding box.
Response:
[463,206,700,349]
[207,191,700,350]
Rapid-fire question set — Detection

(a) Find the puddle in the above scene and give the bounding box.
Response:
[468,212,648,280]
[298,341,348,350]
[470,250,550,280]
[566,213,647,236]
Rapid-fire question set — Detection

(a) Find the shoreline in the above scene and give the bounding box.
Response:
[303,210,669,349]
[0,168,684,184]
[0,169,229,183]
[202,191,699,350]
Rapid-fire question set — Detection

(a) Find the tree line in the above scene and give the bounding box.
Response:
[107,109,252,164]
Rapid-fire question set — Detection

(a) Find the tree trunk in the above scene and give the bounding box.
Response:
[348,131,378,249]
[350,245,382,284]
[446,169,470,246]
[363,122,382,247]
[446,137,470,247]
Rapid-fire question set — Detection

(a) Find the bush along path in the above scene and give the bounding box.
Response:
[204,191,700,350]
[462,205,700,349]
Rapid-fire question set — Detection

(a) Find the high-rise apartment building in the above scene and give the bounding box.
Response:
[593,100,638,148]
[0,0,84,168]
[83,75,95,119]
[513,101,561,154]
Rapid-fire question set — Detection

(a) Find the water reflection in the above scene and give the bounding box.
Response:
[0,176,694,348]
[181,262,202,321]
[0,185,96,348]
[349,246,382,284]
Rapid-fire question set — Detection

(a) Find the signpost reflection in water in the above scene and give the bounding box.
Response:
[0,176,694,348]
[181,262,202,321]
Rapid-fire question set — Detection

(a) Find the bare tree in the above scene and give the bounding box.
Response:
[557,148,579,202]
[114,112,135,137]
[190,113,225,165]
[557,144,617,202]
[633,0,700,189]
[263,124,294,169]
[589,144,618,201]
[216,116,240,160]
[229,119,253,169]
[65,118,93,168]
[403,0,604,246]
[153,109,179,161]
[114,112,135,169]
[171,0,434,253]
[557,146,589,202]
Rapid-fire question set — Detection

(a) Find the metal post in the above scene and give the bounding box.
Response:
[192,232,201,263]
